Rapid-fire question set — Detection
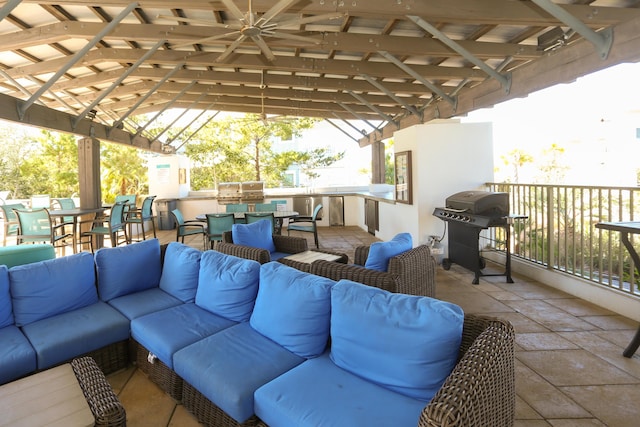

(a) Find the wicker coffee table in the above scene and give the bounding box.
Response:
[0,356,125,427]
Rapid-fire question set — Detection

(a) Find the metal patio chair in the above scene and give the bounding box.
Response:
[13,207,73,253]
[205,213,235,249]
[80,201,128,252]
[125,195,157,243]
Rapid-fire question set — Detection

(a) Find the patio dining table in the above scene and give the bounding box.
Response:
[49,207,105,253]
[195,211,299,235]
[595,220,640,358]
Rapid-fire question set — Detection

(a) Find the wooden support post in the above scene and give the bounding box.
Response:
[371,140,385,184]
[77,137,101,209]
[77,137,102,250]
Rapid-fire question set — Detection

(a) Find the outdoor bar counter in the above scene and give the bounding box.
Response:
[173,185,396,232]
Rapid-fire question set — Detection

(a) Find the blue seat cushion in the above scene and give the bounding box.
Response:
[250,262,334,358]
[0,266,12,329]
[330,280,464,402]
[364,232,413,272]
[107,287,182,320]
[159,242,201,303]
[254,353,426,427]
[20,301,130,370]
[0,325,36,384]
[174,322,304,424]
[9,252,98,327]
[131,303,236,369]
[95,238,162,301]
[232,220,276,253]
[196,251,260,322]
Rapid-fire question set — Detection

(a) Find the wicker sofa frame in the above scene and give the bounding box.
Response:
[178,314,515,427]
[310,244,437,297]
[70,356,127,427]
[216,231,309,264]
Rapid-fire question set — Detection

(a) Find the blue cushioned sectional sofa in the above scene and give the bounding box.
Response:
[0,238,516,427]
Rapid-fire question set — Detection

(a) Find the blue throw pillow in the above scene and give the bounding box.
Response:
[232,220,276,253]
[364,232,413,272]
[95,238,162,301]
[0,265,13,328]
[330,280,464,402]
[159,242,201,303]
[9,253,98,327]
[250,262,335,358]
[196,251,261,322]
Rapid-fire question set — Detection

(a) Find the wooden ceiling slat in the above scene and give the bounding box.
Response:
[0,0,636,152]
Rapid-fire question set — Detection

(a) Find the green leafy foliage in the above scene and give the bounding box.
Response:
[100,143,149,203]
[185,114,343,189]
[0,125,147,201]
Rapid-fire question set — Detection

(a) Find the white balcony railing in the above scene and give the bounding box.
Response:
[486,183,640,298]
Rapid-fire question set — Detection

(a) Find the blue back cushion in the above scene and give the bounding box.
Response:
[330,280,464,402]
[9,253,98,327]
[0,265,13,328]
[159,242,201,303]
[250,262,335,358]
[232,220,276,253]
[95,238,161,301]
[196,251,260,322]
[364,232,413,272]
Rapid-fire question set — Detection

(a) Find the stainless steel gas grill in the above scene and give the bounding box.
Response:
[433,190,518,284]
[240,181,265,204]
[217,182,242,205]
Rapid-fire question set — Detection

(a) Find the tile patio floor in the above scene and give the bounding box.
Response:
[106,226,640,427]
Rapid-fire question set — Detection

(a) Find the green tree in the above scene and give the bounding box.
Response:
[37,131,79,197]
[385,139,395,185]
[537,143,568,184]
[11,130,78,198]
[1,125,148,202]
[100,143,149,203]
[0,125,38,198]
[501,148,534,183]
[271,148,345,184]
[185,115,334,189]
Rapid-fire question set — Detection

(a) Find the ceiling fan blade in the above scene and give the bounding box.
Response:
[269,31,322,45]
[252,35,276,61]
[255,0,296,27]
[172,31,241,48]
[157,14,239,29]
[217,34,248,62]
[220,0,247,22]
[276,12,346,28]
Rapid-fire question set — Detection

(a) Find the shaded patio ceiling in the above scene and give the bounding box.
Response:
[0,0,639,154]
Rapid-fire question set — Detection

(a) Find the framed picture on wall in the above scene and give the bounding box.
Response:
[394,150,413,204]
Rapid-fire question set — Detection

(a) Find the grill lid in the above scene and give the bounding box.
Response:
[445,191,509,216]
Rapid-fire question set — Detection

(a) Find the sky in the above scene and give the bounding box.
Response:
[461,62,640,186]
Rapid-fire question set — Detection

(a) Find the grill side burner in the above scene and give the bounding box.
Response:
[433,190,516,284]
